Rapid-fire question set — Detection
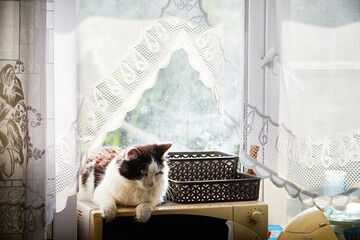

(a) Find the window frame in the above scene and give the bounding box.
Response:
[245,0,289,227]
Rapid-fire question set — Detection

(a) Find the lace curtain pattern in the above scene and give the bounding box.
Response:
[0,0,53,239]
[20,0,357,224]
[55,0,244,212]
[242,0,360,210]
[49,0,360,214]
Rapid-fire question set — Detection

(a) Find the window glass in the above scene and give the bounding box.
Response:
[104,49,240,153]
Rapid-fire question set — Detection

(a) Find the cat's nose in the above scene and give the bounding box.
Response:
[148,182,154,187]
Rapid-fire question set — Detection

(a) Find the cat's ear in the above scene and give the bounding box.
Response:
[158,143,172,156]
[125,148,140,160]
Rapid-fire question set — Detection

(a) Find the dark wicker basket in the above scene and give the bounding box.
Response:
[166,151,261,203]
[167,151,239,181]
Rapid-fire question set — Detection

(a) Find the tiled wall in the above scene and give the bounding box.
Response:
[0,0,20,70]
[47,0,54,122]
[46,1,54,239]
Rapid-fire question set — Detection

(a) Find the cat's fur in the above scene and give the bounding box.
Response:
[78,143,172,223]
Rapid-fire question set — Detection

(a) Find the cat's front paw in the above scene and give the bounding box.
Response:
[100,203,117,223]
[135,203,153,223]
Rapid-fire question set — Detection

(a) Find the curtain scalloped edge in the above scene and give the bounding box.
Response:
[246,102,360,144]
[79,18,238,163]
[245,102,360,168]
[54,16,243,215]
[240,151,360,212]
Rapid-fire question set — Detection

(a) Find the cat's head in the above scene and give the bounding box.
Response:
[119,143,172,189]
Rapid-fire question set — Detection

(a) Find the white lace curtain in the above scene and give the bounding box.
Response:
[55,0,245,212]
[50,0,360,216]
[0,0,54,238]
[3,1,358,235]
[242,0,360,211]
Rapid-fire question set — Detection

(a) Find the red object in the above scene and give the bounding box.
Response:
[247,145,260,176]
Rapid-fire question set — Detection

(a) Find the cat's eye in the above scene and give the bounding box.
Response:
[140,169,147,175]
[155,171,163,176]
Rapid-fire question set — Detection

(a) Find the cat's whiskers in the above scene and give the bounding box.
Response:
[165,184,176,202]
[79,143,172,223]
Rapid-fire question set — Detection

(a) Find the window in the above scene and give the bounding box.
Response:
[104,49,240,154]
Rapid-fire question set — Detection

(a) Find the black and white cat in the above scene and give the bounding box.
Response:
[78,143,172,223]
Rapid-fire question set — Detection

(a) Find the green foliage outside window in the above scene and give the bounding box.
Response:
[104,49,239,153]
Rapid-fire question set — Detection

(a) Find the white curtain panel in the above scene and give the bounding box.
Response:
[0,0,54,238]
[243,0,360,211]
